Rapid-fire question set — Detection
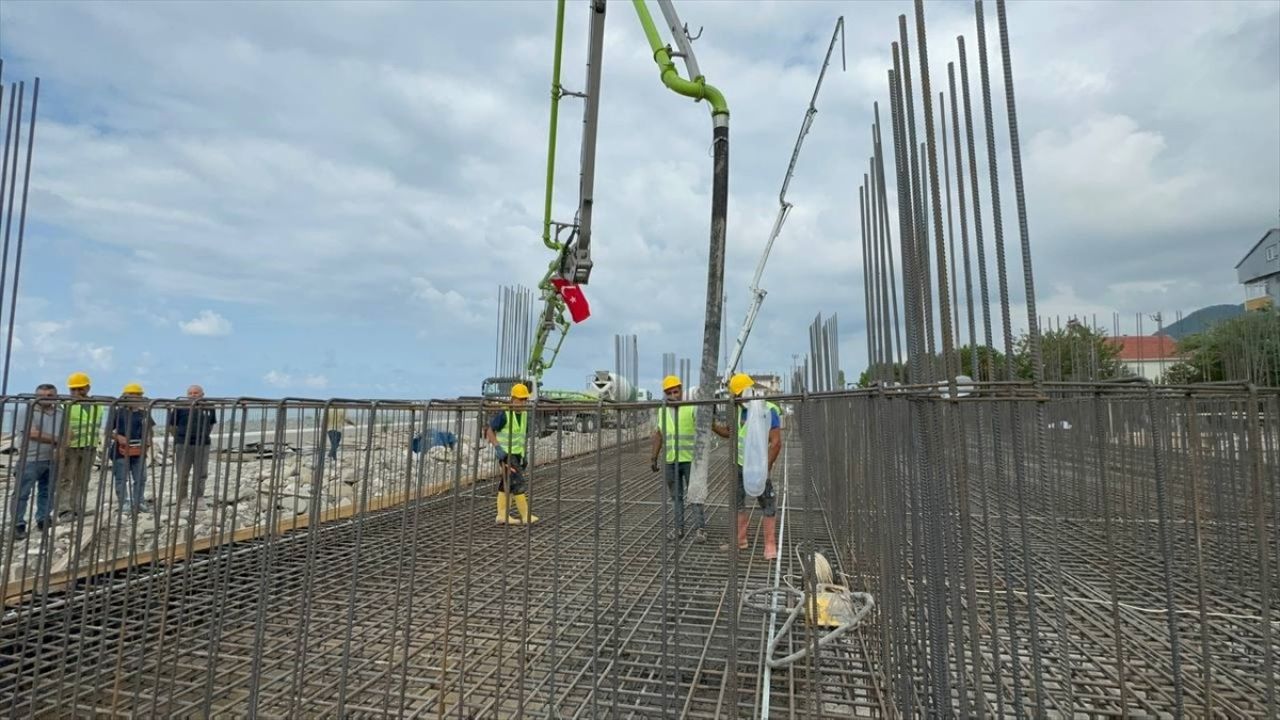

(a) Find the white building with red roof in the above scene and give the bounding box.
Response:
[1106,335,1181,381]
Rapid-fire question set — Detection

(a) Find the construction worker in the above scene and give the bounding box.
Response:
[484,382,538,525]
[57,371,102,521]
[168,385,217,509]
[12,384,62,539]
[712,373,783,560]
[324,406,357,461]
[649,375,706,542]
[108,383,155,514]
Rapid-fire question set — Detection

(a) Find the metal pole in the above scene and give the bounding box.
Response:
[0,77,35,394]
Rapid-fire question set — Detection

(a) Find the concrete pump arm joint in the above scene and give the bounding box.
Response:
[633,0,729,117]
[655,61,729,118]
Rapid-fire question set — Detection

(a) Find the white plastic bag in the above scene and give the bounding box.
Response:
[741,397,770,497]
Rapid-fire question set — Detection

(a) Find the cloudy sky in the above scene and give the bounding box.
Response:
[0,0,1276,399]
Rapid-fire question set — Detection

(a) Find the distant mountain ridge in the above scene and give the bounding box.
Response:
[1156,304,1243,341]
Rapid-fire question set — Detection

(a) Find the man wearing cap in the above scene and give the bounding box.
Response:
[712,372,783,559]
[58,371,102,521]
[108,383,155,514]
[649,375,707,542]
[484,382,538,526]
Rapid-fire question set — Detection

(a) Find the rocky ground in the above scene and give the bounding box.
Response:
[2,422,647,587]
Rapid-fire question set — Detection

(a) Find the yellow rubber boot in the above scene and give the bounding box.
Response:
[495,493,513,525]
[513,494,539,525]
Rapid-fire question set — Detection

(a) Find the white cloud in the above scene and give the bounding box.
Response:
[1027,115,1205,235]
[409,277,485,325]
[11,319,114,374]
[263,370,328,389]
[179,309,233,336]
[82,346,114,372]
[0,0,1274,393]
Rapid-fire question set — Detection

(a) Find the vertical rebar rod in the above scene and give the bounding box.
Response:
[861,184,876,380]
[0,82,22,394]
[947,64,980,379]
[1,77,38,394]
[975,2,1047,711]
[867,165,886,377]
[1247,385,1277,714]
[941,90,962,369]
[896,25,930,378]
[873,104,904,372]
[889,56,922,388]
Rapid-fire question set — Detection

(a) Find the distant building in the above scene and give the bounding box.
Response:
[751,374,783,394]
[1107,335,1180,381]
[711,372,782,395]
[1235,228,1280,311]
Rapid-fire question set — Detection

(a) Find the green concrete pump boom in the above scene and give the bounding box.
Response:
[526,0,729,385]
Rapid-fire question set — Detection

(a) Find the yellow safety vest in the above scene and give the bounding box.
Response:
[656,405,697,463]
[499,411,527,455]
[68,403,104,449]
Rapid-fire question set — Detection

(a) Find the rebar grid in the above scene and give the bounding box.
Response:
[1,388,1276,716]
[2,396,887,718]
[809,383,1278,717]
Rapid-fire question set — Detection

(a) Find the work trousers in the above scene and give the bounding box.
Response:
[663,461,707,531]
[175,444,211,501]
[14,460,53,528]
[498,454,528,495]
[113,457,147,511]
[664,461,690,531]
[735,466,777,517]
[57,446,97,516]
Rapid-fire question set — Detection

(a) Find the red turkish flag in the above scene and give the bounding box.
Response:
[550,278,591,323]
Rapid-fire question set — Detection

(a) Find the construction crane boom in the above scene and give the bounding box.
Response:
[724,17,845,377]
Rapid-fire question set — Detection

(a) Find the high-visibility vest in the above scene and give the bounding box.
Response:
[499,411,527,455]
[68,403,103,449]
[656,405,697,463]
[736,401,781,466]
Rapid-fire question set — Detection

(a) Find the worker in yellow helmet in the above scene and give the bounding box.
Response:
[484,381,538,525]
[109,382,156,514]
[57,371,103,521]
[649,375,707,543]
[712,373,783,559]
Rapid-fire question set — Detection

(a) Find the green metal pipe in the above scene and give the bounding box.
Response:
[541,0,568,250]
[630,0,728,117]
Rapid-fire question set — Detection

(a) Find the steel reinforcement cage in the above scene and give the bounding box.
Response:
[0,386,1274,717]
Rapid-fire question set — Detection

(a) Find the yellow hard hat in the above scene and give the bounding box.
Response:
[662,375,682,391]
[122,382,145,395]
[67,371,92,389]
[511,383,531,399]
[728,373,755,397]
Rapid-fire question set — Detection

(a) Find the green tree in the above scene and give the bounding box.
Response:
[955,344,1007,381]
[857,346,1003,387]
[857,362,908,387]
[1015,320,1126,381]
[1164,309,1280,386]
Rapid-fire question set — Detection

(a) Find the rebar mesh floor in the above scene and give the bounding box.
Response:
[5,422,1278,717]
[1,438,882,718]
